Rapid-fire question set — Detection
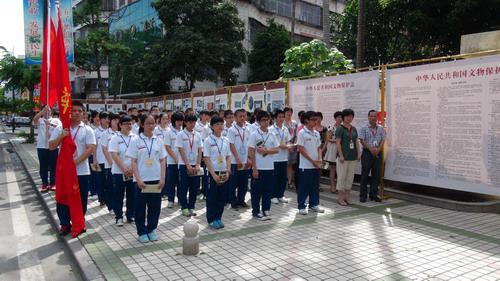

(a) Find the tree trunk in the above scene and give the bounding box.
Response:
[94,48,105,100]
[323,0,331,47]
[356,0,366,68]
[27,86,35,143]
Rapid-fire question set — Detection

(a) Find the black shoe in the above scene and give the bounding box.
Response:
[370,197,382,202]
[127,218,135,223]
[360,198,367,203]
[239,202,250,208]
[58,225,71,236]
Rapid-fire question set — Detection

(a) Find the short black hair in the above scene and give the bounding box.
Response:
[368,109,377,116]
[224,110,233,118]
[304,111,316,121]
[298,110,305,118]
[90,110,99,120]
[210,116,224,127]
[119,115,132,124]
[127,107,137,112]
[234,109,246,117]
[256,110,270,122]
[284,107,293,114]
[274,109,285,119]
[334,111,343,119]
[171,112,184,125]
[118,111,127,116]
[109,112,120,121]
[150,105,159,111]
[342,109,355,119]
[199,110,209,116]
[72,100,84,109]
[210,111,218,117]
[138,114,154,134]
[99,112,109,119]
[131,115,139,122]
[185,114,198,123]
[315,111,323,119]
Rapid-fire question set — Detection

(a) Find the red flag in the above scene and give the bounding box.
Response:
[54,8,86,238]
[39,19,58,107]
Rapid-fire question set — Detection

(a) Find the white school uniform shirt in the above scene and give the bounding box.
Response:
[248,122,260,135]
[248,128,279,170]
[227,123,250,165]
[222,124,232,138]
[36,117,61,149]
[50,122,96,176]
[154,125,170,140]
[94,126,106,164]
[271,124,291,162]
[108,132,134,175]
[203,135,230,172]
[126,133,167,182]
[194,121,211,140]
[132,123,139,135]
[165,127,181,165]
[175,129,203,166]
[100,128,117,169]
[297,127,321,169]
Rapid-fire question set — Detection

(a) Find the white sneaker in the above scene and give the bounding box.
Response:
[263,211,272,219]
[309,206,325,213]
[278,197,289,203]
[167,201,174,208]
[115,218,124,227]
[298,209,308,215]
[261,212,271,221]
[109,210,114,216]
[271,198,279,204]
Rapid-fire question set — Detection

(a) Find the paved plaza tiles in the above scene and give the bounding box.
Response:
[13,141,500,281]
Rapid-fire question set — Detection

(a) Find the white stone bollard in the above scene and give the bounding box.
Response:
[182,219,200,255]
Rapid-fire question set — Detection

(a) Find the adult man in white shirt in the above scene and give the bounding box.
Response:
[49,101,96,236]
[33,106,61,192]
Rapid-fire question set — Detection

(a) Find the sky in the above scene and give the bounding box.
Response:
[0,0,25,57]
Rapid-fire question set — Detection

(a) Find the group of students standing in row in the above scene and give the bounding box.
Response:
[34,101,385,242]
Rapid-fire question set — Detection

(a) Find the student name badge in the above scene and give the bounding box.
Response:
[349,141,354,150]
[373,140,378,147]
[280,140,285,146]
[189,152,196,163]
[146,158,153,167]
[217,155,224,165]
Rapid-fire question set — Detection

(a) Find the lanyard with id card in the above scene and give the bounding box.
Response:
[142,137,155,167]
[71,126,81,158]
[185,131,196,163]
[210,136,224,168]
[345,126,355,150]
[276,126,286,145]
[370,125,379,147]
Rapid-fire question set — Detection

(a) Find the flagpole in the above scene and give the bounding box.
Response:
[45,0,51,107]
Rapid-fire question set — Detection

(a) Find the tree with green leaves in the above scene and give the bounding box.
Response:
[153,0,245,91]
[248,19,290,83]
[0,47,40,142]
[280,39,353,78]
[74,0,131,99]
[332,0,500,66]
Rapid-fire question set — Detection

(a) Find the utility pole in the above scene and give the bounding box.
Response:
[291,0,296,46]
[322,0,330,47]
[356,0,366,68]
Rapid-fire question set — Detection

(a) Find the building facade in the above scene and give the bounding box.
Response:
[106,0,346,96]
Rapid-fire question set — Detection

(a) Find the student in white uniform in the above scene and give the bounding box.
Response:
[164,112,184,208]
[108,115,136,226]
[222,110,234,137]
[89,110,100,198]
[175,114,203,217]
[195,110,211,198]
[94,112,109,207]
[203,116,231,229]
[296,111,325,215]
[227,109,251,209]
[101,113,119,215]
[49,101,96,236]
[126,114,166,243]
[248,110,279,221]
[33,106,61,192]
[271,109,291,204]
[154,112,170,199]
